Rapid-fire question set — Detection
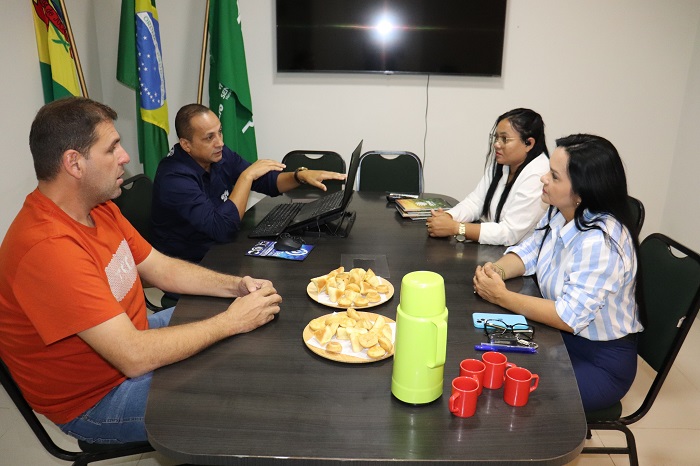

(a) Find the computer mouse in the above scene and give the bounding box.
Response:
[274,234,303,252]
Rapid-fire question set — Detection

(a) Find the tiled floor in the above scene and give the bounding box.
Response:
[2,317,698,465]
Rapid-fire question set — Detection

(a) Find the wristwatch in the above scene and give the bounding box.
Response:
[294,166,308,184]
[455,223,466,242]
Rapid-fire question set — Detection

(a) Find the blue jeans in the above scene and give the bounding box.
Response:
[57,307,174,444]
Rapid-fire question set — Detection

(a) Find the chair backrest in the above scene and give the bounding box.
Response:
[631,233,700,421]
[356,151,423,194]
[112,174,154,242]
[628,196,645,235]
[0,357,153,464]
[282,150,346,191]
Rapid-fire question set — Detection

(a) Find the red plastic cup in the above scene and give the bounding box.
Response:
[459,358,486,396]
[481,351,516,390]
[449,376,479,417]
[503,367,539,407]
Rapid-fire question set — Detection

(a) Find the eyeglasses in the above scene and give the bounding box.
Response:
[483,319,538,348]
[489,134,519,146]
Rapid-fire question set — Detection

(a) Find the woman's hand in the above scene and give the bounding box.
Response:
[473,264,508,305]
[426,209,457,237]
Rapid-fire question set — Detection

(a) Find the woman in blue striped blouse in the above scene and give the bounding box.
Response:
[473,134,644,411]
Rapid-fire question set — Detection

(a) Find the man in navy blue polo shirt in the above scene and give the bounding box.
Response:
[152,104,345,263]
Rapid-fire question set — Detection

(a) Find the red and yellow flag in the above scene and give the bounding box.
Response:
[31,0,81,102]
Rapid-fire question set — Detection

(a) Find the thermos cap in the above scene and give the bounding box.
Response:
[399,271,446,317]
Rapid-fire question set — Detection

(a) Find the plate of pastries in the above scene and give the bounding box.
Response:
[303,308,395,363]
[307,266,394,309]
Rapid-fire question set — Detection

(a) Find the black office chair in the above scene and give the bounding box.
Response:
[581,233,700,466]
[356,150,423,194]
[282,150,346,191]
[112,174,165,312]
[112,174,154,243]
[628,196,645,236]
[0,358,153,466]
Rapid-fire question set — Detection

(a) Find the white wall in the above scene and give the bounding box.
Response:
[0,2,46,236]
[2,0,699,249]
[664,20,700,252]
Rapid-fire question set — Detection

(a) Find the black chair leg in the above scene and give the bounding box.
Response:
[581,423,638,466]
[623,425,639,466]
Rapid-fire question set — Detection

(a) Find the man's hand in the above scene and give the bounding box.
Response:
[78,283,282,378]
[426,209,457,237]
[224,284,282,335]
[295,169,347,192]
[236,276,273,296]
[241,159,285,182]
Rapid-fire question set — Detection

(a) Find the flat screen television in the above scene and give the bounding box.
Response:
[276,0,507,76]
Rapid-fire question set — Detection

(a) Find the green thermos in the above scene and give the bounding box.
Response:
[391,271,448,404]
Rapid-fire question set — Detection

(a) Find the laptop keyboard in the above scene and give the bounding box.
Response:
[248,202,303,238]
[297,190,344,218]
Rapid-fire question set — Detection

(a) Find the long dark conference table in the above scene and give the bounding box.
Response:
[145,192,587,465]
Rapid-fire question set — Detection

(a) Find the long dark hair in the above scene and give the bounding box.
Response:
[540,134,645,325]
[481,108,549,222]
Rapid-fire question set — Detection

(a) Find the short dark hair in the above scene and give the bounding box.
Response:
[482,108,549,222]
[175,103,212,140]
[29,97,117,181]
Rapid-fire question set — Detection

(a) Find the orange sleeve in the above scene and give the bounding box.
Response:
[15,236,130,345]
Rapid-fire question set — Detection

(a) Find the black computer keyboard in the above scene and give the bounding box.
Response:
[248,202,303,238]
[298,190,343,218]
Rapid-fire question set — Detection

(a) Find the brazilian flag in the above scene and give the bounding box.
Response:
[117,0,170,180]
[31,0,81,102]
[208,0,258,163]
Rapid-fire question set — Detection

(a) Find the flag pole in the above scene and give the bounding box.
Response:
[197,0,211,104]
[57,0,88,97]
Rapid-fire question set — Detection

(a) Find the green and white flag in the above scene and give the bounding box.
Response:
[208,0,258,163]
[117,0,170,180]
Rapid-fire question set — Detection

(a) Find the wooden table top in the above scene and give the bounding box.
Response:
[145,192,586,465]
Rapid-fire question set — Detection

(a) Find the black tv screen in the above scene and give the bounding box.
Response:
[276,0,507,76]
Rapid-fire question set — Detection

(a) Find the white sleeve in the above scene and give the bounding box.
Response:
[446,169,492,223]
[477,154,550,246]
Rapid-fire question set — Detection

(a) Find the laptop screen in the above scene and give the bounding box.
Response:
[340,140,362,208]
[285,140,362,232]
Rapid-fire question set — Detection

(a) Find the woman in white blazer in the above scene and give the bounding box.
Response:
[426,108,549,246]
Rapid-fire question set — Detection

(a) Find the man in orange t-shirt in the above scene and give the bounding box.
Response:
[0,97,282,445]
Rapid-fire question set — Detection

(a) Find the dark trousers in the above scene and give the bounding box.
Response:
[562,331,638,411]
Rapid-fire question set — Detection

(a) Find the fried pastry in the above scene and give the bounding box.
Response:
[378,336,393,353]
[350,332,362,353]
[325,341,343,354]
[337,296,353,307]
[353,296,369,307]
[359,332,378,348]
[366,290,381,302]
[309,317,326,332]
[367,345,386,359]
[310,276,327,293]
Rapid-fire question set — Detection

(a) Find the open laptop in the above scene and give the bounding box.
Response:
[248,140,362,238]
